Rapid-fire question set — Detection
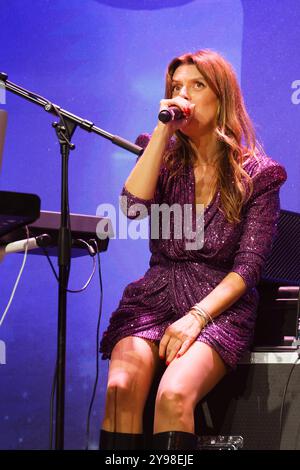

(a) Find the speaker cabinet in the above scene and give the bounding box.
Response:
[199,350,300,450]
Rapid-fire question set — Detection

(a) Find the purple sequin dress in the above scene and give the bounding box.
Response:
[100,134,287,368]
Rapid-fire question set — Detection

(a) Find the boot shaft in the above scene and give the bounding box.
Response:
[152,431,198,450]
[99,429,144,450]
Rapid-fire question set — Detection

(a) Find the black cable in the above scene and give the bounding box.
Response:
[85,240,104,450]
[49,360,58,450]
[45,239,95,448]
[41,243,96,293]
[279,351,300,447]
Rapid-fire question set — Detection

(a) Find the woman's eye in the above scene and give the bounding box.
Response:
[195,81,204,89]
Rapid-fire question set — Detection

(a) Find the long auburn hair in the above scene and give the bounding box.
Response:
[164,49,264,224]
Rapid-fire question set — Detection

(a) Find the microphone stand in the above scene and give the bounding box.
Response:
[0,72,143,450]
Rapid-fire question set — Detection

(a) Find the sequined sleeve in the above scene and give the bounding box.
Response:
[231,162,287,290]
[120,133,160,220]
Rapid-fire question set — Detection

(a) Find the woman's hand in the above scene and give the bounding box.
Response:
[159,311,205,365]
[157,96,195,136]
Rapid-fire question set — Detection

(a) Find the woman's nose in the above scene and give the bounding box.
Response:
[179,85,189,100]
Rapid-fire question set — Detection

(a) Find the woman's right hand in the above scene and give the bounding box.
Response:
[157,96,195,136]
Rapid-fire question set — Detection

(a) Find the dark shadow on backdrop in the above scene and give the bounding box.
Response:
[241,0,298,212]
[95,0,195,10]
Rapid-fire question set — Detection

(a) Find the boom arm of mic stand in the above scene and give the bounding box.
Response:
[0,72,143,156]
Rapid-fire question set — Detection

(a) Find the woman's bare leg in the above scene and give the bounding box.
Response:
[102,336,160,433]
[154,341,227,433]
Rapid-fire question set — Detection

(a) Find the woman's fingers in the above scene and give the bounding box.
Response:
[165,338,182,365]
[160,334,185,364]
[175,338,194,359]
[165,337,195,365]
[159,333,170,359]
[159,96,194,114]
[160,313,201,364]
[158,98,195,134]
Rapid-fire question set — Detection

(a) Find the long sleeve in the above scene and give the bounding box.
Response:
[231,160,287,290]
[120,133,161,220]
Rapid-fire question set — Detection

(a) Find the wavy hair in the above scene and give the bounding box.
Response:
[163,49,264,224]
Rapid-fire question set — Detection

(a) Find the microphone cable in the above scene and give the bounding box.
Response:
[47,239,98,449]
[41,239,96,293]
[85,239,104,450]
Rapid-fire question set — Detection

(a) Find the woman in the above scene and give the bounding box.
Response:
[99,49,287,450]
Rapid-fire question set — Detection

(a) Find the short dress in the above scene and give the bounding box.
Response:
[100,134,287,369]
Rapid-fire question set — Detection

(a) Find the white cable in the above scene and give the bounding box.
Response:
[0,226,29,327]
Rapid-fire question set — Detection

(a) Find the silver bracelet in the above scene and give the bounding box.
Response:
[191,304,214,325]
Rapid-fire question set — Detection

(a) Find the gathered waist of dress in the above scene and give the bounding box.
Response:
[149,253,229,274]
[149,253,187,267]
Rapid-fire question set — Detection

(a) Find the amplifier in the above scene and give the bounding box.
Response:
[254,283,299,346]
[198,349,300,450]
[262,208,300,285]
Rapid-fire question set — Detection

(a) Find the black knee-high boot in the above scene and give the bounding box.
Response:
[152,431,198,450]
[99,429,144,450]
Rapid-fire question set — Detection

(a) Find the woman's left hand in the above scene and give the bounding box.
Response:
[159,311,205,365]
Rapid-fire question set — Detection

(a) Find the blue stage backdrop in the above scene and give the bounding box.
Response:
[0,0,298,449]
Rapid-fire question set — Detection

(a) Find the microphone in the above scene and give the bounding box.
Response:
[158,106,185,123]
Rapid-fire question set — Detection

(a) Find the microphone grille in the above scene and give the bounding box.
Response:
[158,109,172,123]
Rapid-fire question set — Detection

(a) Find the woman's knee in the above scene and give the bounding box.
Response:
[103,373,146,432]
[155,385,193,420]
[105,372,138,410]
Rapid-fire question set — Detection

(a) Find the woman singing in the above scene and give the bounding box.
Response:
[99,49,287,450]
